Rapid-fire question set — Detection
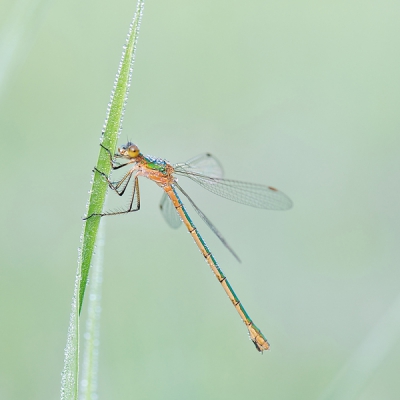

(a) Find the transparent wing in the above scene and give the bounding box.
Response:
[174,182,241,262]
[174,153,224,179]
[173,169,292,210]
[159,192,182,229]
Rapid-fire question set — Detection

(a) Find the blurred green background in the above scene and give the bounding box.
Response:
[1,0,399,399]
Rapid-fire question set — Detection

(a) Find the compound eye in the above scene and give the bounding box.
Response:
[127,144,140,158]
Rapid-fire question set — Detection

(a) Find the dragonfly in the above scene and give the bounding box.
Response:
[86,142,292,352]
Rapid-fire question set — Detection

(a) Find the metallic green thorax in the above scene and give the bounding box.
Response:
[144,155,168,174]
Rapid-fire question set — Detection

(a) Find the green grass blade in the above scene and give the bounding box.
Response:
[79,221,105,400]
[80,0,144,314]
[60,267,80,400]
[60,2,145,399]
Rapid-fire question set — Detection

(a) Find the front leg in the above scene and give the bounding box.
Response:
[100,143,131,170]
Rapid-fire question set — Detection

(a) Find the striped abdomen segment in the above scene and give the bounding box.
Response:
[164,185,270,352]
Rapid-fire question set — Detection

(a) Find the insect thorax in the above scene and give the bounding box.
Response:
[144,155,169,175]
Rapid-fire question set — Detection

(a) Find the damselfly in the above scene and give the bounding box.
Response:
[86,142,292,352]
